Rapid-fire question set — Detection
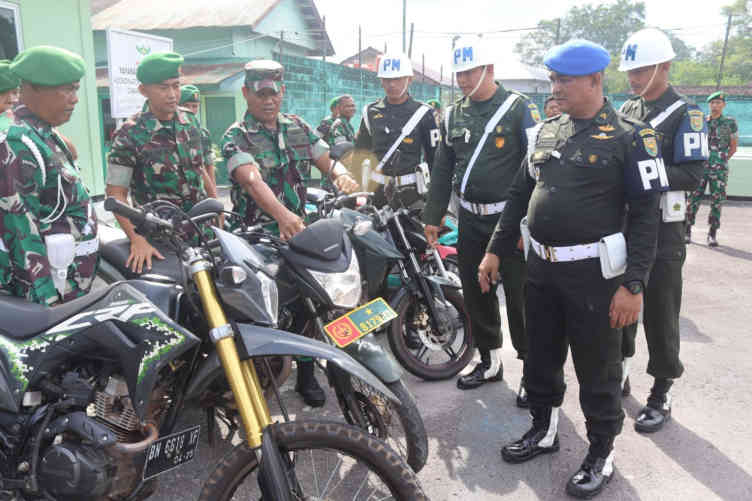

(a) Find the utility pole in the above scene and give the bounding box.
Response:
[555,18,561,44]
[717,13,733,89]
[358,25,362,68]
[322,17,326,63]
[408,22,414,58]
[402,0,407,52]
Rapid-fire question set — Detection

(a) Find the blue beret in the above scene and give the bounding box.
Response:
[544,39,611,76]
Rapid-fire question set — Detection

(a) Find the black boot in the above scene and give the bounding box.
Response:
[635,378,672,433]
[621,358,631,397]
[516,377,529,408]
[457,349,502,390]
[566,451,614,499]
[501,406,560,463]
[295,359,326,407]
[707,228,718,247]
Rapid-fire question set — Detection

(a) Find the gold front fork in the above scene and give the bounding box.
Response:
[193,266,271,448]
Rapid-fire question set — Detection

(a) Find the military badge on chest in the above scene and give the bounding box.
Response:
[688,110,704,132]
[494,125,504,149]
[639,128,658,157]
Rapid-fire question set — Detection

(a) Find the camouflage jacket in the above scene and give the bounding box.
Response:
[707,114,738,166]
[222,111,327,228]
[0,105,98,305]
[316,115,336,138]
[107,104,210,213]
[327,118,355,146]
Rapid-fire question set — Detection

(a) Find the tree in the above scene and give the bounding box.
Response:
[515,0,647,65]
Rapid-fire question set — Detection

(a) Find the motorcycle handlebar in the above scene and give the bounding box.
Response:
[104,197,173,230]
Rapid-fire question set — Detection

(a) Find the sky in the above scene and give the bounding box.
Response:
[311,0,732,76]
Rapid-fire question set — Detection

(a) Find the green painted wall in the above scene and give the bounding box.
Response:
[15,0,104,194]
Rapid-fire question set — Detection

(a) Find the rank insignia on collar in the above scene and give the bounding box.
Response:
[495,137,505,149]
[589,154,598,164]
[403,137,414,144]
[598,125,615,132]
[688,110,704,132]
[643,136,658,157]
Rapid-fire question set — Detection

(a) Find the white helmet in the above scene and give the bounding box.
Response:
[377,53,413,78]
[451,37,492,73]
[618,28,676,72]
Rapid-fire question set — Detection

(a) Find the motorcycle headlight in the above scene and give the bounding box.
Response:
[256,271,279,325]
[308,254,361,309]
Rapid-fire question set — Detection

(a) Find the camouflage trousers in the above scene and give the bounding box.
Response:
[687,166,728,231]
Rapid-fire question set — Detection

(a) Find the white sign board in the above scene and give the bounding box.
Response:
[106,28,173,118]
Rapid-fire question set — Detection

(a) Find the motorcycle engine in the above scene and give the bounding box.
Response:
[38,443,113,500]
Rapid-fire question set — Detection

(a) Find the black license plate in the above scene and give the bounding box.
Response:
[143,425,200,480]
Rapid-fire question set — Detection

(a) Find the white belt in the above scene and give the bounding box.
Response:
[530,235,599,262]
[371,171,417,187]
[459,198,506,216]
[75,236,100,257]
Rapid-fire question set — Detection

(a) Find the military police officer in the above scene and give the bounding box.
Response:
[481,39,665,498]
[686,91,739,246]
[353,53,440,208]
[106,52,213,274]
[0,46,99,305]
[424,37,538,397]
[221,59,358,407]
[179,84,219,201]
[617,28,708,432]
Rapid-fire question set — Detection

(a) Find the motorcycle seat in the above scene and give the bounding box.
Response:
[99,238,183,283]
[0,287,112,339]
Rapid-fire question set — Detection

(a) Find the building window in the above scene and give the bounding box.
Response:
[0,2,22,60]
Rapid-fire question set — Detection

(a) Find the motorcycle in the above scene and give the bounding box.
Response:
[97,199,428,474]
[307,182,474,382]
[98,197,428,500]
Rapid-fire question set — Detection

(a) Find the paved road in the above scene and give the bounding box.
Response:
[151,201,752,500]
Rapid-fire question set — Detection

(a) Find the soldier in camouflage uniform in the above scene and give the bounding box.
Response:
[319,95,356,192]
[316,96,341,139]
[179,84,218,200]
[686,91,739,246]
[222,59,358,408]
[0,46,99,306]
[106,52,213,273]
[0,60,19,127]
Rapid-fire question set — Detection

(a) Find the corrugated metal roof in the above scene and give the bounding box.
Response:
[91,0,280,30]
[96,62,245,88]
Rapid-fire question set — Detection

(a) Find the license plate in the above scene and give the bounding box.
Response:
[143,425,200,480]
[324,297,397,348]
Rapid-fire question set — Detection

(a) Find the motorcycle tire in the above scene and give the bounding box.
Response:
[197,420,428,501]
[388,287,473,381]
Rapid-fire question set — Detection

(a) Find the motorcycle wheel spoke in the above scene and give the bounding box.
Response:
[443,345,458,360]
[414,345,428,361]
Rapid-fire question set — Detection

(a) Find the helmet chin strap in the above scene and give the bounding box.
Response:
[467,66,488,99]
[639,65,660,98]
[398,78,410,98]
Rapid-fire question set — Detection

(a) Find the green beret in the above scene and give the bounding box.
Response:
[329,96,340,110]
[244,59,283,92]
[137,52,183,85]
[0,60,19,93]
[427,99,440,107]
[180,84,200,104]
[10,46,85,86]
[707,91,725,103]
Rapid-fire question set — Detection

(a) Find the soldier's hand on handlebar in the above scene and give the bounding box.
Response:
[277,210,306,241]
[334,173,359,194]
[424,224,440,247]
[478,252,501,294]
[126,234,165,274]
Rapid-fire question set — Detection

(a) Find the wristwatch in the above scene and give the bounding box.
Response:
[624,280,644,295]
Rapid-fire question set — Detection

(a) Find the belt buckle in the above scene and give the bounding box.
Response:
[544,245,556,262]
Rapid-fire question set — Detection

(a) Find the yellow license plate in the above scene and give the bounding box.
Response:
[323,297,397,348]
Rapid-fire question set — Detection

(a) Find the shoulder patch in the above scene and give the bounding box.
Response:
[688,109,704,132]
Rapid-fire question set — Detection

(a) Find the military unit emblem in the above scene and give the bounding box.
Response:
[688,110,704,132]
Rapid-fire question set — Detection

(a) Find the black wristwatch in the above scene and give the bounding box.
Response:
[624,280,644,295]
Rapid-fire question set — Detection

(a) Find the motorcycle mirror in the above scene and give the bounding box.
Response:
[329,141,354,161]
